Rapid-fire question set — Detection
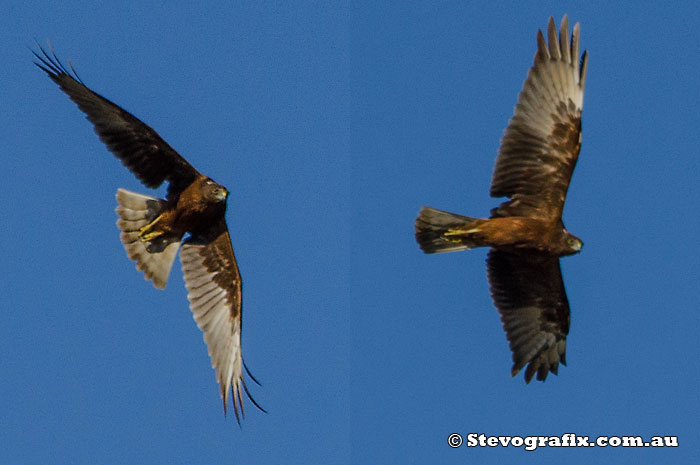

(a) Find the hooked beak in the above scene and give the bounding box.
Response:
[573,239,583,252]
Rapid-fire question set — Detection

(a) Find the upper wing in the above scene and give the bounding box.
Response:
[33,45,199,194]
[490,16,588,220]
[180,219,263,422]
[486,249,570,383]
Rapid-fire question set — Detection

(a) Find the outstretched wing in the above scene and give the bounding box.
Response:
[180,219,263,422]
[486,249,570,383]
[490,16,588,220]
[33,45,199,195]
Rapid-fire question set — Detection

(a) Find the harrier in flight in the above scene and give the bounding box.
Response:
[34,46,263,420]
[415,16,588,383]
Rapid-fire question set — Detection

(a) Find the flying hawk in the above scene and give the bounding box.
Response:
[34,46,264,420]
[415,16,588,383]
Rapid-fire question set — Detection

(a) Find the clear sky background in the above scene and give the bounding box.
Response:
[1,1,698,464]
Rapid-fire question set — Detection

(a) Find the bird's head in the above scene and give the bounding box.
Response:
[203,178,229,203]
[562,231,583,255]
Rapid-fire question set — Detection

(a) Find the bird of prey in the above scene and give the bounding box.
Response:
[415,16,588,383]
[34,46,264,420]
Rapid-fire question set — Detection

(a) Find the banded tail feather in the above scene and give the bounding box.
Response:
[115,188,181,289]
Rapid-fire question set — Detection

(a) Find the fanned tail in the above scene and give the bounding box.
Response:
[415,206,487,253]
[115,188,180,289]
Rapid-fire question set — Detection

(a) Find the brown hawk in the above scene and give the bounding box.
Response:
[415,16,588,383]
[34,46,264,420]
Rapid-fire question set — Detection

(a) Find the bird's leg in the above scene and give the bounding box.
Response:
[442,226,482,244]
[139,214,168,242]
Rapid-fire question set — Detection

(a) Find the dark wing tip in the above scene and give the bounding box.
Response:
[32,42,84,84]
[579,49,589,89]
[511,362,539,384]
[547,16,561,60]
[536,29,549,61]
[242,361,267,414]
[233,388,243,426]
[513,356,563,384]
[243,359,263,387]
[525,362,539,383]
[223,368,267,423]
[242,378,268,414]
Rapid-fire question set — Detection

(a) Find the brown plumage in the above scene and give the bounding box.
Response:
[415,16,588,383]
[34,45,264,420]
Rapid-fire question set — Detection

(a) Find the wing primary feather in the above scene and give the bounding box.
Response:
[244,359,263,386]
[536,30,549,61]
[571,22,581,74]
[579,50,589,90]
[237,383,245,419]
[32,43,64,77]
[547,17,561,60]
[242,378,268,413]
[232,386,242,426]
[559,15,571,64]
[66,58,84,85]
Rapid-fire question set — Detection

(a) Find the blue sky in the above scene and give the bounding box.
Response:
[2,1,698,463]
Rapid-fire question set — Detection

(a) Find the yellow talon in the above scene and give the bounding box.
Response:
[139,227,165,242]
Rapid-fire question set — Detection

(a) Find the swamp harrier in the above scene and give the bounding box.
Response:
[415,16,588,383]
[34,46,263,420]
